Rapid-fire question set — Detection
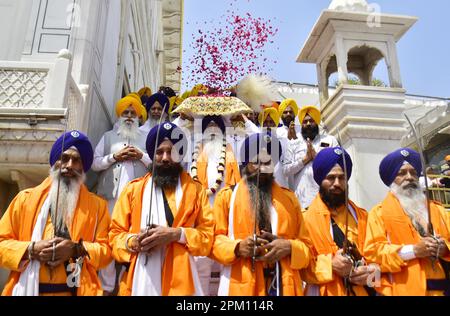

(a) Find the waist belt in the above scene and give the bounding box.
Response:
[39,283,76,295]
[427,279,450,296]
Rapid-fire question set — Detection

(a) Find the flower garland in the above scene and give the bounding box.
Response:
[191,138,227,196]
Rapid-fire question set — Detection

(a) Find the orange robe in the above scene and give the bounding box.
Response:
[108,171,214,296]
[196,144,241,189]
[302,194,370,296]
[211,180,312,296]
[0,178,112,296]
[364,192,450,296]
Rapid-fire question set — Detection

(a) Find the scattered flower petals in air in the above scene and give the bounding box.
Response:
[185,0,279,91]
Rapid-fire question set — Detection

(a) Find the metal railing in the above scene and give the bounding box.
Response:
[428,175,450,210]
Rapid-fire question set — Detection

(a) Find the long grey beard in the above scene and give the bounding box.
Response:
[118,117,140,143]
[203,137,224,158]
[390,182,429,236]
[247,178,273,232]
[48,167,85,237]
[148,114,167,129]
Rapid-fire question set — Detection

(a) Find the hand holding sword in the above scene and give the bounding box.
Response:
[144,102,169,265]
[403,114,443,268]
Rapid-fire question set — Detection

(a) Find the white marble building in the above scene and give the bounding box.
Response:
[292,0,449,210]
[0,0,183,289]
[0,0,183,211]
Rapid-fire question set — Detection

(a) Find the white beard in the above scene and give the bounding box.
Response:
[147,113,168,129]
[203,137,224,159]
[390,182,429,231]
[118,117,140,142]
[48,167,85,232]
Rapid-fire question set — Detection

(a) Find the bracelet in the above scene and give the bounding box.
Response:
[125,234,138,253]
[27,241,35,261]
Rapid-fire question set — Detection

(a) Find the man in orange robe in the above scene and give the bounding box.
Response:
[0,131,112,296]
[109,122,214,296]
[302,147,378,296]
[190,115,242,295]
[364,148,450,296]
[191,115,241,201]
[212,132,311,296]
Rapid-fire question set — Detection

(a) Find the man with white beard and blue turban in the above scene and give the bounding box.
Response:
[364,148,450,296]
[0,131,112,296]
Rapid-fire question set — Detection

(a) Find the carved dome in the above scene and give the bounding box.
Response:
[329,0,371,12]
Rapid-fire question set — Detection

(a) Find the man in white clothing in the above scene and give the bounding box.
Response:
[283,106,338,209]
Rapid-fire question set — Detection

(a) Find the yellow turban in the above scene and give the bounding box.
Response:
[299,106,321,125]
[138,86,152,98]
[128,93,141,102]
[191,84,209,96]
[127,93,148,121]
[279,99,299,116]
[169,96,184,114]
[181,90,191,99]
[116,95,146,120]
[258,108,280,127]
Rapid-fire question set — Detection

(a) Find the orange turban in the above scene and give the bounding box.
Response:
[299,106,321,125]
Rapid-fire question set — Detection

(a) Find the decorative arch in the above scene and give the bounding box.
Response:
[346,45,386,86]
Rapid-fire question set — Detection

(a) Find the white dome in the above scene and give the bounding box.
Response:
[329,0,371,12]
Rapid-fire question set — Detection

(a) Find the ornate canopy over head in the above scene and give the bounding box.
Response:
[172,96,252,117]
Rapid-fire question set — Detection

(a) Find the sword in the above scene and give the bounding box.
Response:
[335,125,362,296]
[50,109,70,279]
[144,101,169,265]
[335,126,350,257]
[404,114,440,266]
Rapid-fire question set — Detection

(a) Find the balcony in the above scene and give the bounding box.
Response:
[428,175,450,211]
[0,49,87,189]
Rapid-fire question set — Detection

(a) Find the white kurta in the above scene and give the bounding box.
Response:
[92,134,151,212]
[274,125,302,190]
[282,133,338,209]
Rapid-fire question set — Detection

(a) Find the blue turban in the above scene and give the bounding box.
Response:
[313,147,353,185]
[49,130,93,172]
[146,93,170,114]
[202,115,226,134]
[379,148,422,186]
[146,122,188,160]
[240,132,283,167]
